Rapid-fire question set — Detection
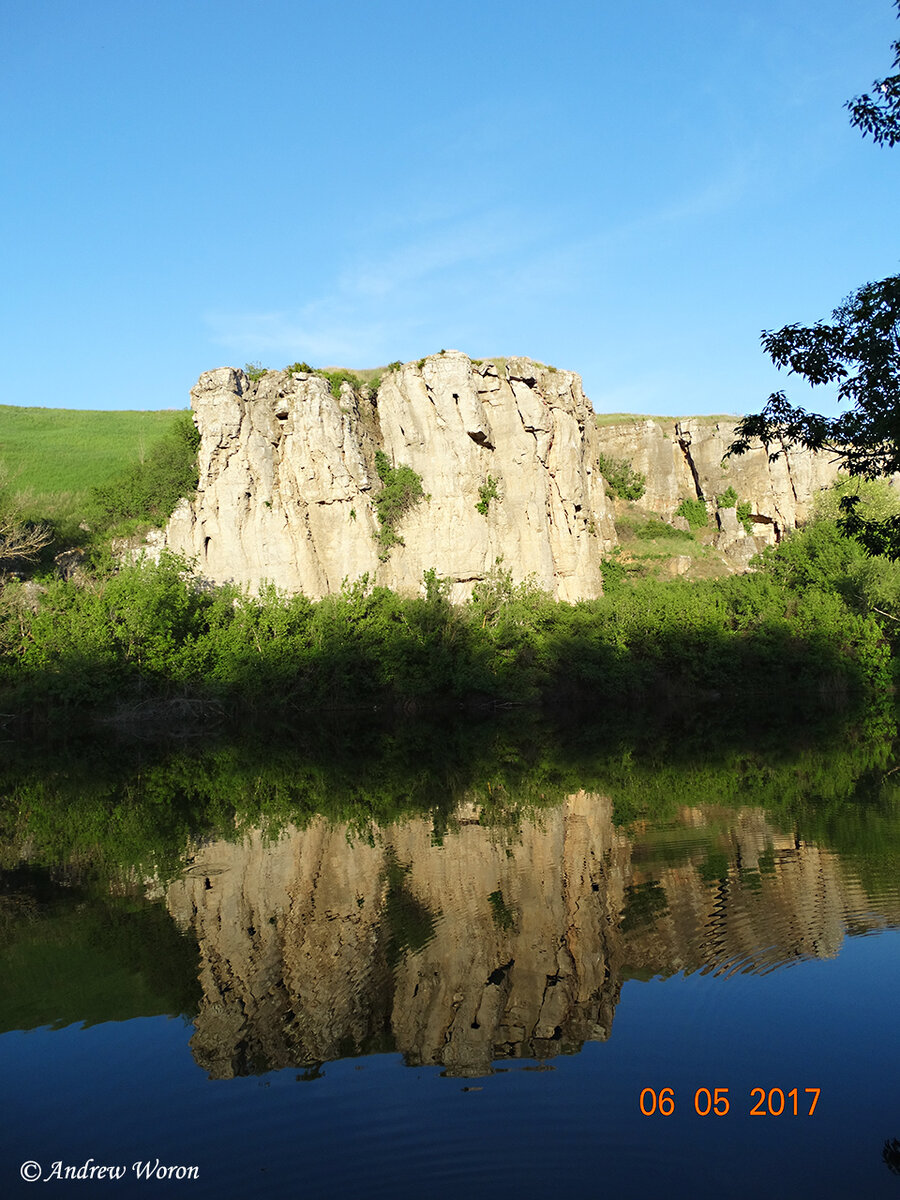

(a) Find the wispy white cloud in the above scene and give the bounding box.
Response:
[203,202,546,364]
[203,150,753,372]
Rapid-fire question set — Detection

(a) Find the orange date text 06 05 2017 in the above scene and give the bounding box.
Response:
[639,1087,820,1117]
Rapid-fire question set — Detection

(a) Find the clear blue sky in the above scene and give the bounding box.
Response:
[2,0,898,415]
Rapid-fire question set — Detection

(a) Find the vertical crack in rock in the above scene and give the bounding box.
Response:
[675,424,704,500]
[781,437,800,504]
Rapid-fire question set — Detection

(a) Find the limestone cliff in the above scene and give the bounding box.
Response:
[595,417,841,539]
[164,354,844,599]
[165,353,616,602]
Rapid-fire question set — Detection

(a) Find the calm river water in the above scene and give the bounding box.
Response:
[2,716,899,1197]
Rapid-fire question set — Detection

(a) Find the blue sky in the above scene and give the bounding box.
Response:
[2,0,898,415]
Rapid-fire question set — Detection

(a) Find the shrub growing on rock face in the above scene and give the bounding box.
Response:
[675,497,709,529]
[476,476,500,516]
[373,450,425,560]
[597,452,646,501]
[319,369,365,399]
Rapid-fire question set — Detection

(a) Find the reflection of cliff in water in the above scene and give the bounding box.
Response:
[166,795,900,1079]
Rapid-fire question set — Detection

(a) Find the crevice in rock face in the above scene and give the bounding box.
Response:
[781,439,800,504]
[675,425,704,499]
[467,430,495,450]
[487,959,514,987]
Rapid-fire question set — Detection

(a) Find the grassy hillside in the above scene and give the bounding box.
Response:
[0,405,187,528]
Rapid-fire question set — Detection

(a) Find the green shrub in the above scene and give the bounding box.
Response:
[319,369,365,399]
[716,487,754,533]
[373,450,425,560]
[598,452,646,501]
[675,497,708,529]
[476,476,500,516]
[284,361,313,376]
[814,476,900,525]
[91,413,200,530]
[635,518,693,542]
[244,362,268,382]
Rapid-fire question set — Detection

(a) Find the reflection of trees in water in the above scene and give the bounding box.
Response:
[2,708,899,889]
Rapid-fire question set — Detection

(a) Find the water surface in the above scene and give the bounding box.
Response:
[2,720,899,1197]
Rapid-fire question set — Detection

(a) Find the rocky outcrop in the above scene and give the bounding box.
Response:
[165,354,616,602]
[165,356,845,599]
[596,417,841,541]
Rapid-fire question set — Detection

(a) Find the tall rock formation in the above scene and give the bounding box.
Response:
[165,353,616,602]
[595,417,841,539]
[164,354,846,599]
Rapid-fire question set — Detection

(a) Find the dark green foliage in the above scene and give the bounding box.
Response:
[598,452,646,501]
[244,362,269,381]
[716,488,753,534]
[754,516,900,628]
[476,475,500,516]
[0,878,201,1030]
[0,517,894,718]
[488,890,516,931]
[675,497,708,529]
[620,881,668,932]
[383,857,437,966]
[373,450,425,560]
[845,1,900,147]
[284,361,313,376]
[730,276,900,487]
[90,413,200,529]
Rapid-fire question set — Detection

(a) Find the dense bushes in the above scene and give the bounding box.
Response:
[0,532,892,717]
[90,413,200,531]
[675,497,709,529]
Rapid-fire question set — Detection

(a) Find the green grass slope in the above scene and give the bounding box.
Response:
[0,405,188,528]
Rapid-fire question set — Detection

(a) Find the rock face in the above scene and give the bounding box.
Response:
[596,417,841,540]
[165,355,844,599]
[165,354,616,602]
